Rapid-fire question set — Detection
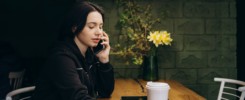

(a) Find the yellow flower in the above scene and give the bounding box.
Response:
[147,31,173,47]
[147,32,155,42]
[160,31,173,45]
[148,31,161,47]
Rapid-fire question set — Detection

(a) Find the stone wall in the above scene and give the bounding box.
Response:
[94,0,237,99]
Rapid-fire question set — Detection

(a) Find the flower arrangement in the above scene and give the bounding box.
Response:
[111,1,173,65]
[148,31,173,47]
[133,30,173,65]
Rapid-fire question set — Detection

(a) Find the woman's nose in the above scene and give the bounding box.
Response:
[95,28,103,36]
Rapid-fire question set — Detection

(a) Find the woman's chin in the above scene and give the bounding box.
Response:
[91,44,97,47]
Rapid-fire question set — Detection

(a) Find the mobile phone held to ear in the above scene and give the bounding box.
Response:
[93,40,104,54]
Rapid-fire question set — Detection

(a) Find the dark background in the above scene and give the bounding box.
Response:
[1,0,75,57]
[1,0,76,86]
[237,0,245,81]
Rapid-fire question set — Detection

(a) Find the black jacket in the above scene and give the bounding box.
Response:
[32,40,114,100]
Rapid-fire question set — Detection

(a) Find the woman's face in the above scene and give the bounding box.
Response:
[76,11,103,48]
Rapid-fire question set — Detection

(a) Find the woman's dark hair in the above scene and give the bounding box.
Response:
[58,1,104,41]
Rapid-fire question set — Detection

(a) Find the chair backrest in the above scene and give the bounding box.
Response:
[5,86,35,100]
[214,77,245,100]
[9,69,25,90]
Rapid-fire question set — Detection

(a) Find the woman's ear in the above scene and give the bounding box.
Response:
[72,26,77,33]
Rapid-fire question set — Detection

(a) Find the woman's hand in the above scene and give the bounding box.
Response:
[96,31,110,63]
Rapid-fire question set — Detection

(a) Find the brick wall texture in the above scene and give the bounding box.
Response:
[94,0,237,99]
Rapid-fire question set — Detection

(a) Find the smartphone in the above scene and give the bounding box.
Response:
[93,40,104,54]
[121,96,147,100]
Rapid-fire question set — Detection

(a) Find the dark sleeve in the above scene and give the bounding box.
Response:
[96,62,115,98]
[47,54,96,100]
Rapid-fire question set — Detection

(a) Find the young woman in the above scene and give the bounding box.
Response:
[32,1,114,100]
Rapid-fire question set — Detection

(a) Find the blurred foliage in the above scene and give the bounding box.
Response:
[111,0,172,65]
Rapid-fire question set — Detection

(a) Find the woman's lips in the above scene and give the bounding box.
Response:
[92,39,100,43]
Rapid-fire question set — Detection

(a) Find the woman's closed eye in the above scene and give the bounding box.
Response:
[88,24,95,29]
[87,23,96,29]
[89,26,94,29]
[87,23,103,30]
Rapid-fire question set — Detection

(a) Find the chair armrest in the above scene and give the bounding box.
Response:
[6,86,35,100]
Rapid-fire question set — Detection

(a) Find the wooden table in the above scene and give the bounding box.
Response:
[98,79,206,100]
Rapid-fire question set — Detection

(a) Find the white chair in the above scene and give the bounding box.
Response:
[5,86,35,100]
[214,77,245,100]
[9,69,25,90]
[239,86,245,100]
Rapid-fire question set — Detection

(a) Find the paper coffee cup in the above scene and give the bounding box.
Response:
[146,82,170,100]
